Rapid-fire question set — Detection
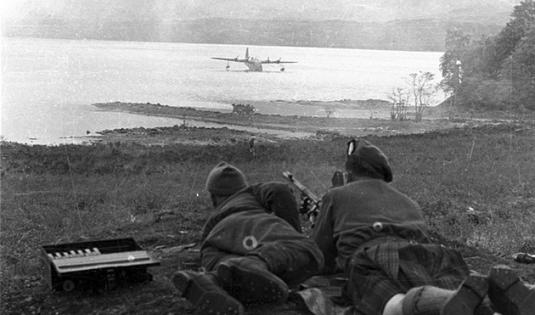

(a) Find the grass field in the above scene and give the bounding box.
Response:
[1,123,534,314]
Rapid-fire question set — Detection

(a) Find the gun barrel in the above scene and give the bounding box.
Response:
[282,171,321,225]
[282,171,320,203]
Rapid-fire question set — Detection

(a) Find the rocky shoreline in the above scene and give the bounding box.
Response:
[92,101,472,145]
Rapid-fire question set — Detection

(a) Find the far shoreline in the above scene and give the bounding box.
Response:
[2,36,446,54]
[4,99,531,146]
[88,101,527,146]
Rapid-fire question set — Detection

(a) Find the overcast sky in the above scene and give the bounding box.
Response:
[0,0,521,23]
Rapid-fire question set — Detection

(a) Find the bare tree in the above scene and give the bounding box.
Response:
[407,71,437,121]
[388,87,409,121]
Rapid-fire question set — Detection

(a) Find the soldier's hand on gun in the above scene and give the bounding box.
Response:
[331,170,345,187]
[299,194,315,215]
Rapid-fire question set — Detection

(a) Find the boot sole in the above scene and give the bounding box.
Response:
[441,273,489,315]
[217,261,289,304]
[489,265,535,315]
[172,272,191,296]
[172,272,244,315]
[194,291,244,315]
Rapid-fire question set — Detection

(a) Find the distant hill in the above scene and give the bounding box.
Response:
[3,0,519,24]
[4,18,505,51]
[2,0,517,51]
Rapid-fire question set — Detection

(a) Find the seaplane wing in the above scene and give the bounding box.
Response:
[212,48,296,72]
[260,59,297,64]
[211,57,248,63]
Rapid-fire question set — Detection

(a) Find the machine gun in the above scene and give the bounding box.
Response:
[282,171,321,223]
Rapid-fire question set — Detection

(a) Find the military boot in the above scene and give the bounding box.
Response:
[488,265,535,315]
[440,272,490,315]
[173,270,244,315]
[216,256,289,305]
[401,273,490,315]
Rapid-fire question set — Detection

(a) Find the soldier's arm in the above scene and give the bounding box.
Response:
[251,182,302,232]
[311,192,338,274]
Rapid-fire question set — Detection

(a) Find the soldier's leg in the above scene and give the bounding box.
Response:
[488,265,535,315]
[424,244,470,289]
[347,243,491,315]
[396,243,491,315]
[216,255,289,304]
[172,271,244,315]
[214,237,323,304]
[346,247,404,315]
[200,244,241,271]
[200,243,289,304]
[250,238,324,285]
[174,245,243,313]
[404,263,535,315]
[185,245,288,306]
[380,274,492,315]
[401,273,490,315]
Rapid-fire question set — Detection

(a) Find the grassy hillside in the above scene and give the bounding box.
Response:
[1,123,534,314]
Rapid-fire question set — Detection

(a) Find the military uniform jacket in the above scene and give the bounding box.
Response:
[311,178,429,273]
[201,184,319,270]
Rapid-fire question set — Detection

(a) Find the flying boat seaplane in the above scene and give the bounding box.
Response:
[212,48,297,72]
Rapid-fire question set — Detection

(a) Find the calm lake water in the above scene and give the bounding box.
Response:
[1,37,443,144]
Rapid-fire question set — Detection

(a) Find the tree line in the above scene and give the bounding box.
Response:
[440,0,535,111]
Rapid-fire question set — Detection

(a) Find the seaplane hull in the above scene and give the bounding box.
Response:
[212,48,296,72]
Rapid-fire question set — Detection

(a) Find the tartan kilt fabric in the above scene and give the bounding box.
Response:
[346,240,469,315]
